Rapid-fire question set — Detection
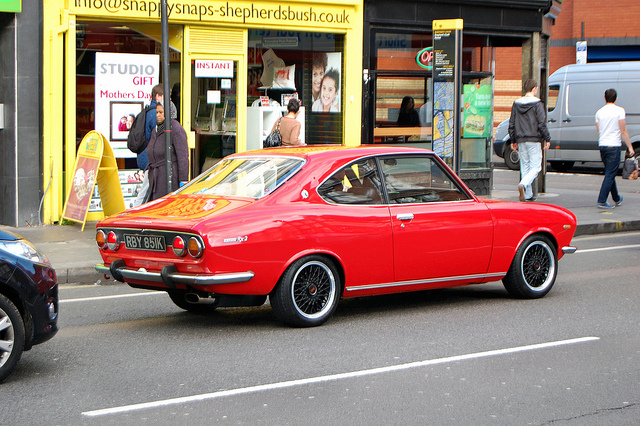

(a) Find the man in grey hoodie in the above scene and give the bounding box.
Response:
[508,79,551,201]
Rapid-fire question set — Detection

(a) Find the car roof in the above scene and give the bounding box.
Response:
[233,145,434,162]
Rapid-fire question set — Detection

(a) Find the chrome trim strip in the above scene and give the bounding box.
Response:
[344,272,506,292]
[95,264,254,286]
[562,246,577,254]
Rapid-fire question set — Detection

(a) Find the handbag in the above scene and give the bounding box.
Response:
[264,117,282,148]
[622,156,638,180]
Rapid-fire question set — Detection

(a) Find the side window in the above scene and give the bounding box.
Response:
[380,156,470,204]
[318,158,384,205]
[548,84,560,112]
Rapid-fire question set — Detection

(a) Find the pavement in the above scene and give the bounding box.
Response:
[2,166,640,285]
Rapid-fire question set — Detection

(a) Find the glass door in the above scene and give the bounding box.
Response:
[190,59,238,176]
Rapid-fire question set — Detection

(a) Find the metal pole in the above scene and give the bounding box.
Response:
[161,0,172,194]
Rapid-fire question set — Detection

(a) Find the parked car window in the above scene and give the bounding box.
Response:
[318,158,384,205]
[380,156,470,204]
[180,157,304,198]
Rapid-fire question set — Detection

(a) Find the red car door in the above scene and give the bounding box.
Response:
[380,155,494,284]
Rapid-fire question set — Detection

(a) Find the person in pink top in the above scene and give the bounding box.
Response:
[270,99,305,146]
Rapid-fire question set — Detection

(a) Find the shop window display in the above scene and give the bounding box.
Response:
[248,30,345,145]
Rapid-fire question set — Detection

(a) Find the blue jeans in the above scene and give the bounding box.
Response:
[518,142,542,199]
[598,146,621,204]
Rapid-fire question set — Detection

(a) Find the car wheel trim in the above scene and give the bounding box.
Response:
[508,149,520,164]
[0,309,16,369]
[291,261,336,319]
[520,241,555,292]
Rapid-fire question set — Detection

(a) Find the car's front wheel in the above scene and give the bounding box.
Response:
[270,255,341,327]
[0,294,25,382]
[503,235,557,299]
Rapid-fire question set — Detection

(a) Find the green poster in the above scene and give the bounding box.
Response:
[0,0,21,13]
[463,84,492,138]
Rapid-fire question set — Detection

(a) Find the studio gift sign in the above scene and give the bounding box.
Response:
[94,52,159,157]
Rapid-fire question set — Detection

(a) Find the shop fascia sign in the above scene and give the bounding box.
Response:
[416,47,433,70]
[195,60,234,78]
[69,1,354,30]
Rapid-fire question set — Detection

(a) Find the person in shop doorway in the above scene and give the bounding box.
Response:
[508,79,551,202]
[146,102,189,202]
[270,98,305,146]
[595,88,635,209]
[134,84,163,206]
[171,83,181,120]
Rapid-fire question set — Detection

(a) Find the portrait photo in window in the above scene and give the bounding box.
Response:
[311,52,341,114]
[110,101,143,141]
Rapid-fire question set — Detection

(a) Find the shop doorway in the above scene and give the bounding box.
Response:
[191,59,238,176]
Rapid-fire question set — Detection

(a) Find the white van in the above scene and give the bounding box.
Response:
[495,61,640,171]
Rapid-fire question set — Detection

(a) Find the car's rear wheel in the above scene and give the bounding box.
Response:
[0,294,25,382]
[168,290,219,313]
[503,143,520,170]
[270,255,341,327]
[503,235,557,299]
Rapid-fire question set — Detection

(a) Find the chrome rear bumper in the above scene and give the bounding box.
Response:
[562,246,577,254]
[95,263,254,286]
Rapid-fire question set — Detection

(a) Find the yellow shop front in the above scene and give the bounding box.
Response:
[42,0,363,223]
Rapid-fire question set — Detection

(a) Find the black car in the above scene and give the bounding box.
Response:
[0,229,58,382]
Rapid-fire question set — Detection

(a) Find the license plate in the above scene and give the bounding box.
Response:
[124,234,166,251]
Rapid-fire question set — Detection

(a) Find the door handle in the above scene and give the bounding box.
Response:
[397,213,414,221]
[562,118,572,123]
[548,118,557,123]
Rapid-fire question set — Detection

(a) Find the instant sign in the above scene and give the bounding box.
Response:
[195,60,234,78]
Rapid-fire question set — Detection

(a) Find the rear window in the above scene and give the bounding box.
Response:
[178,157,304,198]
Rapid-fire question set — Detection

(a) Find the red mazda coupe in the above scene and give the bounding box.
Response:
[96,145,577,327]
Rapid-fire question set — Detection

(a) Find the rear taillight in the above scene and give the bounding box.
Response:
[172,236,187,257]
[188,237,203,258]
[106,231,120,251]
[96,230,107,249]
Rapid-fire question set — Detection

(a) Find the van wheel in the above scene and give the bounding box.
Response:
[549,161,574,172]
[503,143,520,170]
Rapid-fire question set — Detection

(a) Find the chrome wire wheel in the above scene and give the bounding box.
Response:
[271,255,342,327]
[291,261,337,320]
[520,241,556,292]
[503,235,558,299]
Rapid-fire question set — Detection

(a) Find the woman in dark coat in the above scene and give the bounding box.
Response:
[146,102,189,201]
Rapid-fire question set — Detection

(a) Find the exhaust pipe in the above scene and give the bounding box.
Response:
[184,293,218,305]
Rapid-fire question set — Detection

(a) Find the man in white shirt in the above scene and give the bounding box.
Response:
[595,88,635,209]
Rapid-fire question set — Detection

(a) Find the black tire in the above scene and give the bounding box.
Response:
[503,235,558,299]
[549,161,575,172]
[168,290,219,313]
[270,255,341,327]
[503,143,520,170]
[0,294,26,382]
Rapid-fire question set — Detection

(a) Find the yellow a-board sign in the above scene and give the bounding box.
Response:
[61,131,125,231]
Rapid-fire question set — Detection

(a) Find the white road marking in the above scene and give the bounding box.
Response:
[575,244,640,254]
[82,336,600,418]
[61,292,165,303]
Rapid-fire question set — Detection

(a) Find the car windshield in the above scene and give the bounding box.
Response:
[178,156,304,198]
